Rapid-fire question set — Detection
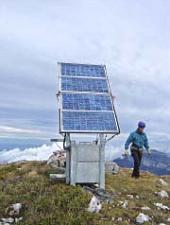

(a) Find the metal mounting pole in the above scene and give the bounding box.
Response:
[99,134,106,189]
[63,133,71,184]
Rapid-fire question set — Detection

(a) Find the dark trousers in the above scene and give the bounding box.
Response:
[131,149,143,178]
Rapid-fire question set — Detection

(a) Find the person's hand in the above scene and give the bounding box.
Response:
[147,149,151,155]
[123,149,129,157]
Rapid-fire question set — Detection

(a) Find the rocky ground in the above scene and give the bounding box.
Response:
[0,161,169,225]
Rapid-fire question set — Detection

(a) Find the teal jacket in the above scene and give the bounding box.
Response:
[125,130,149,150]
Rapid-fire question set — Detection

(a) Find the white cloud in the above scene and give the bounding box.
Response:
[0,126,42,135]
[0,125,53,139]
[0,141,122,164]
[0,143,62,164]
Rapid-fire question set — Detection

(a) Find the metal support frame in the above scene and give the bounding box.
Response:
[53,63,120,190]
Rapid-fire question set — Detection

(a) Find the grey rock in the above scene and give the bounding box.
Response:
[47,151,66,170]
[127,194,134,199]
[155,190,169,198]
[15,217,23,223]
[141,206,151,211]
[117,217,122,221]
[154,203,170,210]
[136,213,151,224]
[1,218,14,223]
[159,179,168,186]
[122,200,128,208]
[136,195,140,199]
[8,203,22,216]
[87,196,102,213]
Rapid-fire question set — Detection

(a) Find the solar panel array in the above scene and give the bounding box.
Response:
[58,63,119,133]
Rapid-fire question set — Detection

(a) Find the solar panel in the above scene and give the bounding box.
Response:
[62,93,112,111]
[61,63,105,77]
[57,62,119,133]
[61,77,108,93]
[62,111,117,132]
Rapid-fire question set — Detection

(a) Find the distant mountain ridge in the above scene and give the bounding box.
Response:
[114,150,170,175]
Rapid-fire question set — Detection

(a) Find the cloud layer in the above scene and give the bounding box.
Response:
[0,143,61,164]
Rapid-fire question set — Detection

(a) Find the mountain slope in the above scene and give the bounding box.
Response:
[114,150,170,175]
[0,161,169,225]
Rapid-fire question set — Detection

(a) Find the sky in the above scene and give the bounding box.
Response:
[0,0,170,154]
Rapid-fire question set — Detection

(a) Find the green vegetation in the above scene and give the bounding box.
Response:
[0,162,169,225]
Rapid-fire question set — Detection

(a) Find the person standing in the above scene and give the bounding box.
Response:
[124,121,151,178]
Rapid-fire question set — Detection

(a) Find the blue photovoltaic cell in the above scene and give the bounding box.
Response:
[62,93,112,111]
[61,63,105,77]
[62,111,117,131]
[62,77,108,93]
